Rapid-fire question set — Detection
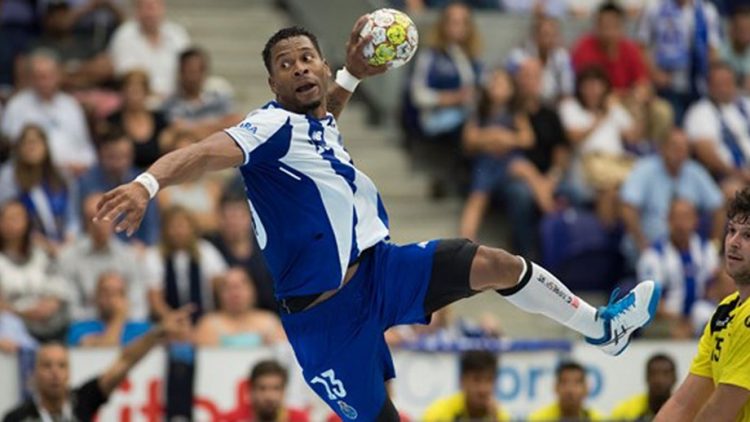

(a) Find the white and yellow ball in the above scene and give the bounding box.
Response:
[360,8,418,69]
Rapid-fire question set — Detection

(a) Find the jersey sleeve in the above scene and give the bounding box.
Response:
[223,108,289,166]
[717,311,750,390]
[690,314,714,379]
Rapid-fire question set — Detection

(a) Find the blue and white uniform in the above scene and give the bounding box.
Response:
[224,100,389,298]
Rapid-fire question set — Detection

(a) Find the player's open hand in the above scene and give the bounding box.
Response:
[345,15,388,79]
[94,182,150,236]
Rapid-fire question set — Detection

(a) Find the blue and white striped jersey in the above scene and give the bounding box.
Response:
[224,101,390,298]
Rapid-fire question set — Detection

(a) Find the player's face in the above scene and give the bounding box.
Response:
[267,36,330,115]
[461,370,496,414]
[555,370,587,411]
[725,217,750,285]
[647,360,676,398]
[34,345,70,401]
[250,374,285,420]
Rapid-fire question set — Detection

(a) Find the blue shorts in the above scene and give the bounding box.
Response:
[471,152,522,193]
[280,239,478,420]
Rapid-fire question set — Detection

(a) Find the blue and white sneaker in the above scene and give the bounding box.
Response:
[586,280,662,356]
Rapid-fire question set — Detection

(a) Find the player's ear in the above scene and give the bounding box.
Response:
[323,59,331,79]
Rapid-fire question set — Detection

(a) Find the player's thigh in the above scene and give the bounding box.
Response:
[375,238,479,327]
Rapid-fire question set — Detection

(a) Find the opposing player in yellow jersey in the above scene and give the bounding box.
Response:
[656,188,750,421]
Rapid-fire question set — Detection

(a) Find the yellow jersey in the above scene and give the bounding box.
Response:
[690,292,750,421]
[610,393,654,420]
[422,393,512,422]
[528,402,605,421]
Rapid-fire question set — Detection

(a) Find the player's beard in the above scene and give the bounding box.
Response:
[301,99,322,113]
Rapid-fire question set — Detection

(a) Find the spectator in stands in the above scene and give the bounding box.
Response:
[67,0,126,52]
[0,0,41,89]
[78,127,160,245]
[559,66,638,226]
[423,350,511,421]
[144,205,227,321]
[208,194,276,312]
[460,67,551,246]
[163,47,242,139]
[158,131,221,234]
[194,267,283,347]
[58,193,148,320]
[637,198,720,338]
[529,361,604,421]
[224,359,309,422]
[1,307,191,422]
[66,272,151,347]
[684,61,750,197]
[0,201,69,342]
[637,0,721,123]
[0,310,37,353]
[722,7,750,95]
[108,0,190,100]
[26,1,114,91]
[621,129,724,254]
[500,0,568,17]
[0,125,80,245]
[611,353,677,420]
[0,50,96,175]
[507,15,574,105]
[409,2,481,197]
[107,70,174,169]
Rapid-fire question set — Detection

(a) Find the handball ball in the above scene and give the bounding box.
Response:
[360,8,418,69]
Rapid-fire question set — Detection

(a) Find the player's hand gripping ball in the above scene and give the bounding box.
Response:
[360,8,418,69]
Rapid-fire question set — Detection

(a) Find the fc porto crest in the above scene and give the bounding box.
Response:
[337,400,358,420]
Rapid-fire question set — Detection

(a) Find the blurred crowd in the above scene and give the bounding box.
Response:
[401,0,750,341]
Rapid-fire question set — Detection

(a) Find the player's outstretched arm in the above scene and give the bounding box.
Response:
[654,373,714,422]
[327,15,386,120]
[694,384,750,422]
[94,132,243,235]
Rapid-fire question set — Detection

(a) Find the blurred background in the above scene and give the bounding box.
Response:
[0,0,747,419]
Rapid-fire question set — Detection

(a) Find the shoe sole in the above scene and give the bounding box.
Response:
[612,281,663,357]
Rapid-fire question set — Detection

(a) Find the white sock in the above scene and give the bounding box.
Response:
[499,257,604,339]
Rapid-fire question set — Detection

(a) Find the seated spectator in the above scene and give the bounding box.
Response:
[529,361,604,421]
[108,0,190,100]
[144,206,227,321]
[460,68,550,245]
[194,268,283,347]
[637,0,721,123]
[0,0,41,89]
[500,0,568,17]
[638,198,720,338]
[67,0,126,52]
[0,49,96,175]
[0,124,80,245]
[163,47,242,139]
[408,2,481,197]
[685,61,750,197]
[0,201,68,342]
[67,272,151,347]
[572,2,673,147]
[559,66,638,225]
[611,353,677,419]
[25,1,114,91]
[722,7,750,95]
[107,70,174,169]
[208,193,276,312]
[224,360,309,422]
[58,193,148,320]
[158,131,221,234]
[0,310,37,353]
[2,308,190,422]
[507,15,574,105]
[422,350,511,421]
[78,127,160,245]
[621,128,724,254]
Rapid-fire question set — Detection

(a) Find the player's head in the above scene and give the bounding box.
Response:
[262,26,330,115]
[249,360,288,420]
[645,354,676,400]
[554,361,588,414]
[726,188,750,285]
[34,343,70,402]
[459,350,498,414]
[668,197,698,246]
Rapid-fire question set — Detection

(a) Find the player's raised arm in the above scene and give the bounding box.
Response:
[327,15,387,119]
[94,131,243,235]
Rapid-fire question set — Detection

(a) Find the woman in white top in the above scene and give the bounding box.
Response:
[0,201,68,341]
[145,205,227,321]
[559,66,641,225]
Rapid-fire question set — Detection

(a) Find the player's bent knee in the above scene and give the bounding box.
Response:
[470,246,524,291]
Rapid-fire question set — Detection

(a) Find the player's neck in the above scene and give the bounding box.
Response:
[738,284,750,304]
[276,98,327,119]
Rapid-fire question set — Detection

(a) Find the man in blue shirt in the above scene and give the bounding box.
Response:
[94,21,661,421]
